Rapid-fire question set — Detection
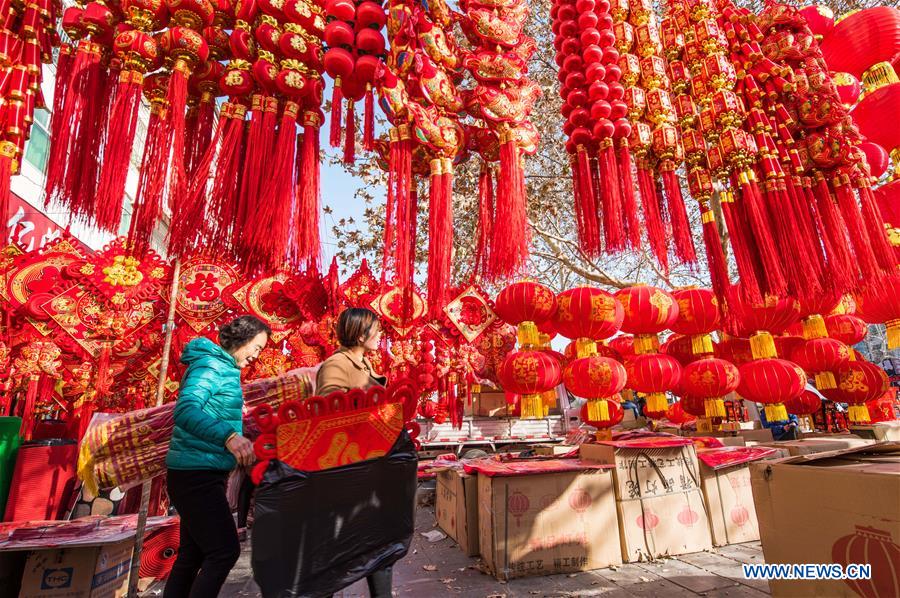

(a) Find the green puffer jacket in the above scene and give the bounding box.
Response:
[166,337,243,471]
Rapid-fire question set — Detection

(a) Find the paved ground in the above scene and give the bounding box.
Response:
[205,505,771,598]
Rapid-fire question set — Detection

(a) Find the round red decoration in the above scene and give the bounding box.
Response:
[785,390,822,417]
[738,359,807,423]
[790,338,851,390]
[679,357,740,419]
[494,281,558,327]
[553,287,623,341]
[625,353,681,415]
[823,360,890,424]
[854,274,900,350]
[670,288,720,356]
[825,314,869,346]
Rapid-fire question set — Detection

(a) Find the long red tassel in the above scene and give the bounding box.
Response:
[189,98,216,177]
[0,142,13,227]
[700,202,733,310]
[857,183,895,272]
[475,163,495,277]
[574,149,600,256]
[490,136,529,278]
[759,178,809,299]
[718,189,762,302]
[237,95,269,236]
[166,64,191,212]
[43,44,73,208]
[599,143,625,253]
[427,159,453,318]
[811,175,854,289]
[297,112,322,269]
[382,138,398,283]
[128,103,168,256]
[342,101,356,165]
[393,128,414,289]
[660,166,697,265]
[786,176,829,290]
[329,79,342,148]
[638,164,668,272]
[207,102,247,256]
[19,376,39,441]
[833,178,880,284]
[95,71,143,233]
[363,87,375,151]
[736,171,786,296]
[618,141,641,250]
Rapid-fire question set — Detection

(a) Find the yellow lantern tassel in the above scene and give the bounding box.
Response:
[542,389,557,409]
[750,331,777,359]
[692,333,714,355]
[704,397,726,419]
[645,392,668,413]
[576,338,597,358]
[520,394,545,419]
[518,321,540,348]
[801,314,828,340]
[848,404,871,424]
[814,371,837,390]
[887,319,900,350]
[764,403,788,423]
[634,334,659,355]
[595,429,613,441]
[587,398,610,422]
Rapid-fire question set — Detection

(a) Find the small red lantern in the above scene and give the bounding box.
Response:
[554,287,624,341]
[715,336,754,366]
[564,355,627,423]
[495,281,558,347]
[580,400,624,439]
[738,359,807,423]
[729,293,801,360]
[822,360,889,424]
[615,285,679,354]
[670,288,720,355]
[860,141,890,178]
[790,338,852,390]
[833,72,862,105]
[626,353,682,415]
[854,274,900,350]
[679,357,740,419]
[797,292,843,340]
[825,313,869,346]
[661,334,705,366]
[785,390,822,417]
[832,525,900,598]
[666,400,696,425]
[680,395,707,419]
[608,335,635,359]
[799,5,835,40]
[498,350,563,419]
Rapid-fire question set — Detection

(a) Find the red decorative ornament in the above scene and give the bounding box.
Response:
[832,72,861,105]
[854,274,900,350]
[615,285,679,354]
[823,360,889,424]
[553,287,624,342]
[799,5,835,40]
[825,313,868,346]
[790,338,851,390]
[738,358,807,423]
[625,353,682,416]
[785,390,822,417]
[563,355,627,424]
[670,287,720,355]
[494,281,558,347]
[679,357,740,419]
[580,400,624,434]
[666,400,696,425]
[859,141,890,179]
[661,334,704,366]
[728,293,801,360]
[819,7,900,79]
[498,350,563,419]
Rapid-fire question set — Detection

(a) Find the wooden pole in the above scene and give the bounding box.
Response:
[128,258,181,596]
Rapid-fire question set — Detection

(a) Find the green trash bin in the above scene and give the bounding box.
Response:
[0,417,22,517]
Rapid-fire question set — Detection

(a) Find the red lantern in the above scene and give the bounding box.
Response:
[661,334,705,366]
[825,313,869,346]
[615,285,679,354]
[580,400,624,434]
[498,350,563,419]
[680,395,707,419]
[495,282,558,346]
[666,401,696,425]
[679,357,740,419]
[626,353,682,415]
[729,294,801,360]
[554,287,624,341]
[799,5,835,41]
[860,141,890,178]
[785,390,822,417]
[715,336,754,367]
[833,72,862,105]
[820,7,900,79]
[608,334,635,359]
[790,338,852,390]
[565,340,623,363]
[738,359,807,423]
[823,360,890,424]
[564,355,627,423]
[669,288,720,355]
[851,82,900,161]
[797,292,842,340]
[854,274,900,349]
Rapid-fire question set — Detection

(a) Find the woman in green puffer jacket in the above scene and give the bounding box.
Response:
[164,315,270,598]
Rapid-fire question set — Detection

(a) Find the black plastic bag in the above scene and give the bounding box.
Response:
[251,431,418,598]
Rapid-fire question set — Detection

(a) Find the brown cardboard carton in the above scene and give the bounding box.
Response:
[700,462,759,546]
[579,442,702,500]
[850,421,900,441]
[751,442,900,597]
[477,468,622,579]
[756,436,875,457]
[19,538,134,597]
[475,391,508,417]
[616,489,713,561]
[533,444,578,456]
[436,469,479,556]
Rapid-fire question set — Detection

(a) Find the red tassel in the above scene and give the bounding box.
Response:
[660,164,697,265]
[382,139,398,282]
[296,112,322,269]
[427,158,453,318]
[811,175,855,289]
[786,176,830,290]
[699,203,733,310]
[392,127,415,289]
[166,64,191,214]
[736,171,786,296]
[574,149,600,256]
[857,183,895,272]
[19,375,39,441]
[343,101,356,165]
[206,102,247,256]
[638,163,669,272]
[189,98,216,177]
[490,135,529,278]
[771,179,821,300]
[718,188,762,303]
[618,141,641,250]
[43,44,73,209]
[475,163,495,277]
[833,178,880,284]
[599,143,625,253]
[128,102,169,256]
[95,71,143,233]
[0,142,14,230]
[363,87,375,151]
[237,96,271,239]
[329,78,343,148]
[183,102,199,172]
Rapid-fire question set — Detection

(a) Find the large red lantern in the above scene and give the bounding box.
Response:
[797,293,842,340]
[823,360,890,424]
[854,274,900,350]
[825,313,869,346]
[820,7,900,79]
[729,293,801,360]
[625,353,682,415]
[580,400,624,439]
[832,525,900,598]
[738,359,807,423]
[851,81,900,167]
[666,401,696,425]
[799,5,835,41]
[495,282,558,347]
[662,334,706,366]
[785,390,822,417]
[679,357,740,419]
[554,287,624,341]
[670,288,720,356]
[790,338,852,390]
[563,355,627,423]
[498,350,563,419]
[615,285,679,354]
[715,336,754,367]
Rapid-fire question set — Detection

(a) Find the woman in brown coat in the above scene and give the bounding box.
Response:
[315,307,392,597]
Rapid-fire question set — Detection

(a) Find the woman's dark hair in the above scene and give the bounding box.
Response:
[219,315,272,352]
[336,308,379,348]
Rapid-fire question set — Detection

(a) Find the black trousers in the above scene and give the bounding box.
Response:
[164,469,241,598]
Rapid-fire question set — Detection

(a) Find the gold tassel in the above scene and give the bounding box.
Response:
[704,397,726,419]
[576,338,597,358]
[633,334,659,355]
[814,371,837,390]
[691,334,714,355]
[887,320,900,350]
[802,315,828,340]
[587,398,610,422]
[764,403,788,423]
[750,331,777,359]
[518,321,540,348]
[520,394,545,419]
[595,429,613,441]
[646,392,668,413]
[848,404,871,424]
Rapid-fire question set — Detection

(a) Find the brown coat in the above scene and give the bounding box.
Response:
[315,349,386,396]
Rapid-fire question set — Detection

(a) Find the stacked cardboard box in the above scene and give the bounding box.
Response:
[754,436,875,457]
[17,537,134,597]
[751,442,900,597]
[435,469,479,556]
[849,420,900,441]
[581,441,713,562]
[698,458,761,546]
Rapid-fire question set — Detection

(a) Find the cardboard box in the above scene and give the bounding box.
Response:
[751,442,900,597]
[616,488,712,562]
[19,538,134,597]
[684,428,773,443]
[532,444,577,456]
[475,391,508,417]
[477,468,621,579]
[579,442,702,500]
[436,469,479,556]
[850,420,900,441]
[755,436,875,457]
[700,462,759,546]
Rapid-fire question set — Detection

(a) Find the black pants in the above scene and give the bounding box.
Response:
[325,566,393,598]
[165,469,241,598]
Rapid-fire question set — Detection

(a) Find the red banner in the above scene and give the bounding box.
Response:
[5,192,89,252]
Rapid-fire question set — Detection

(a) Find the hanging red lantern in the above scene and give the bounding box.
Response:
[851,81,900,166]
[738,359,807,423]
[608,334,635,359]
[498,350,563,419]
[494,281,558,347]
[785,390,822,417]
[854,274,900,349]
[860,141,890,178]
[819,7,900,80]
[823,360,890,424]
[580,400,624,438]
[679,357,740,419]
[715,336,754,367]
[666,400,696,425]
[799,5,835,41]
[796,292,842,340]
[832,72,861,105]
[563,354,627,424]
[728,293,801,360]
[825,313,869,346]
[669,287,720,355]
[553,287,624,342]
[790,338,852,390]
[625,353,682,415]
[615,284,679,354]
[564,340,623,363]
[661,334,704,366]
